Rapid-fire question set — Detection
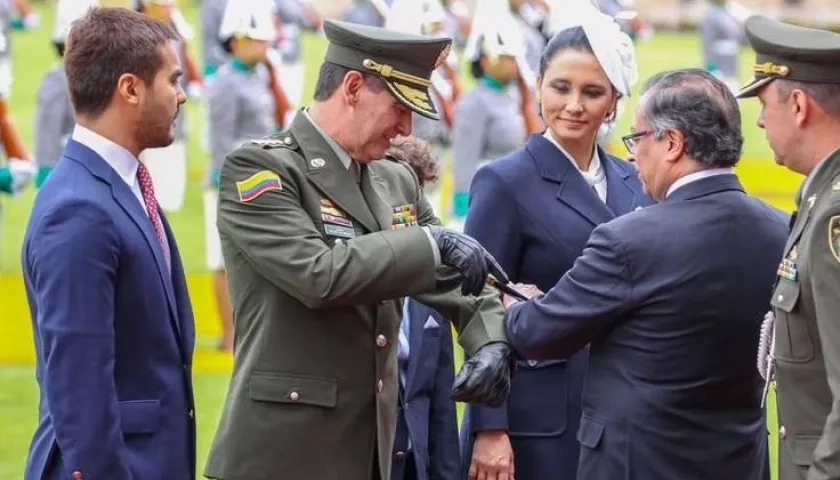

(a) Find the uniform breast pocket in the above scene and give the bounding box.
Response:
[771,279,814,363]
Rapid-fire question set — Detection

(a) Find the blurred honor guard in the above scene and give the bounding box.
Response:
[738,16,840,480]
[135,0,204,213]
[200,0,230,78]
[206,0,278,350]
[0,1,33,243]
[272,0,323,107]
[34,0,97,189]
[452,17,541,224]
[203,19,515,480]
[701,0,745,92]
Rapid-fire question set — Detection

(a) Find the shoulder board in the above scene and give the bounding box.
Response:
[247,135,299,150]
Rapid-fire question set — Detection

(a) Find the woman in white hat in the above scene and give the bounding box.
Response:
[460,5,654,480]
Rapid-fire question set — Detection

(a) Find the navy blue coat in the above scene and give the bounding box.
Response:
[23,139,196,480]
[506,174,786,480]
[460,134,652,480]
[392,299,460,480]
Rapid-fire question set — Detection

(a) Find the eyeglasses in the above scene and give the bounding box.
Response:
[621,130,651,153]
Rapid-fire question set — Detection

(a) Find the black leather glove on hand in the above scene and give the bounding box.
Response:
[451,342,514,408]
[427,226,510,296]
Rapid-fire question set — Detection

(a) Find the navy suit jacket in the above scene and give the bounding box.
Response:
[392,299,460,480]
[460,134,652,479]
[506,174,787,480]
[22,139,196,480]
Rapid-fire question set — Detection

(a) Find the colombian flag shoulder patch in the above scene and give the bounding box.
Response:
[236,170,282,202]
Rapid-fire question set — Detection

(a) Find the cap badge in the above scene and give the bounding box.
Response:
[753,62,790,77]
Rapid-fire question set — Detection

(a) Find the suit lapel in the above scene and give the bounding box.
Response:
[64,140,183,347]
[603,152,640,215]
[292,114,379,233]
[405,300,426,396]
[160,214,189,351]
[525,135,615,226]
[360,165,395,232]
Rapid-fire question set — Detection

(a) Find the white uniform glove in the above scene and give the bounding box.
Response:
[7,158,35,194]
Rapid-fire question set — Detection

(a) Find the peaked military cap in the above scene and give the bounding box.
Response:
[322,19,452,120]
[738,15,840,98]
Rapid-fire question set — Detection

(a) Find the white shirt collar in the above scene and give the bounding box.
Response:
[542,130,603,178]
[543,130,608,202]
[666,168,734,198]
[71,124,140,188]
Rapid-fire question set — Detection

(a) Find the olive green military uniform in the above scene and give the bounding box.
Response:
[739,16,840,480]
[204,20,505,480]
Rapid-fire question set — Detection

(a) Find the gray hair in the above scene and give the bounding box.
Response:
[638,68,743,168]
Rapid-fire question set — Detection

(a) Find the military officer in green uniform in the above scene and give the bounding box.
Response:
[739,15,840,480]
[204,20,516,480]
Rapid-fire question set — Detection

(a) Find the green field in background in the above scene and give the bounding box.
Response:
[0,4,783,479]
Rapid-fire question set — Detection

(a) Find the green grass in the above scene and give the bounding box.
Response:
[0,3,782,478]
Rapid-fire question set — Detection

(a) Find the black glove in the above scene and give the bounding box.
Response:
[451,342,515,408]
[427,225,511,296]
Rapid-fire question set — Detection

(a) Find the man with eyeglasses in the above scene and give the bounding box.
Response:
[498,68,788,480]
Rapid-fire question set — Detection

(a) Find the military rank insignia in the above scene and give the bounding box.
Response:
[320,198,355,239]
[236,170,282,202]
[830,216,840,263]
[777,245,799,282]
[391,203,418,229]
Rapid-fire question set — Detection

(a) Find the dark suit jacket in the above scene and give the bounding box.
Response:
[460,134,652,479]
[22,139,196,480]
[392,299,460,480]
[506,174,787,480]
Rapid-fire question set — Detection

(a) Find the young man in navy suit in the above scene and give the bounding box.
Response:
[22,8,195,480]
[387,136,460,480]
[504,69,785,480]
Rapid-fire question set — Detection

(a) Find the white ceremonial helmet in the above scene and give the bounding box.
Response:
[53,0,99,43]
[218,0,277,42]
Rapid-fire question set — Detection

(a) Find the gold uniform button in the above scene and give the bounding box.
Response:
[376,379,383,393]
[780,425,786,439]
[777,294,784,302]
[376,335,387,348]
[395,451,406,460]
[290,391,300,401]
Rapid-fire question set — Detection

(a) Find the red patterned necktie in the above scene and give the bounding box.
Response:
[136,162,171,269]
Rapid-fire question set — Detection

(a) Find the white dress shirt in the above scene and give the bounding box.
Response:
[666,168,735,198]
[71,124,147,214]
[543,130,608,203]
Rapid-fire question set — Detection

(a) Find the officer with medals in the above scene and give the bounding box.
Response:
[205,0,278,351]
[204,20,515,480]
[739,15,840,480]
